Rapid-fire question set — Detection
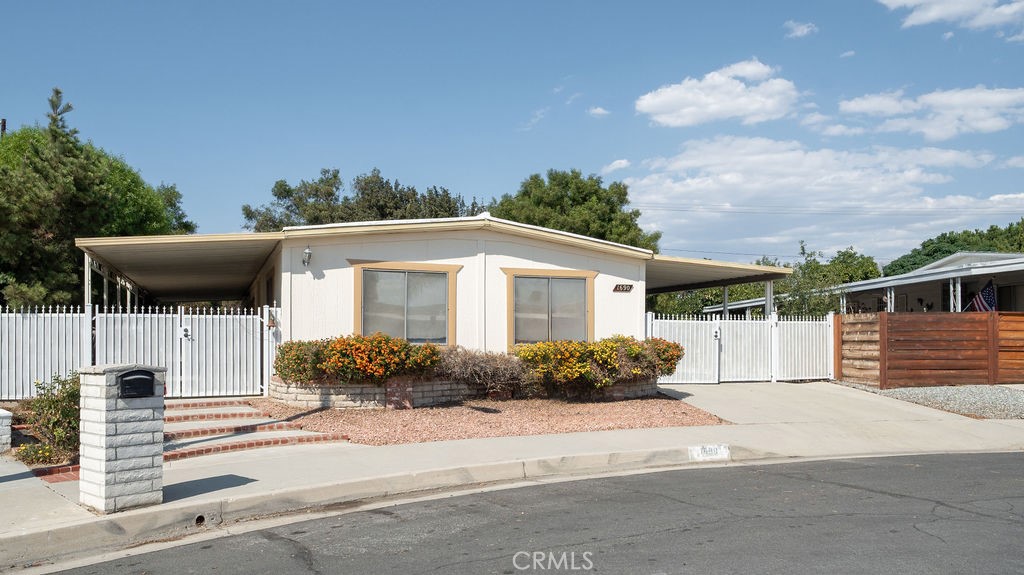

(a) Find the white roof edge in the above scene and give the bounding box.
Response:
[846,253,1024,291]
[283,212,655,257]
[915,251,1024,272]
[701,251,1024,311]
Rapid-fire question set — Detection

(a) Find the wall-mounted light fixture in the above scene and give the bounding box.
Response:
[302,245,312,267]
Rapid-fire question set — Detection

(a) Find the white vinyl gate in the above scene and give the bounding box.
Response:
[1,305,280,400]
[647,313,834,384]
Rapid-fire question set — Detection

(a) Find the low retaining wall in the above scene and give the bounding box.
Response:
[269,377,482,409]
[600,378,659,401]
[0,409,10,452]
[270,377,659,409]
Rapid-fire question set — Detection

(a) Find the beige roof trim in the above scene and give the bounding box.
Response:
[75,231,283,248]
[282,215,654,260]
[651,253,792,275]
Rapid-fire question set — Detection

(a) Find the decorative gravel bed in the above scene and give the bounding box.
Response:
[841,382,1024,419]
[249,396,728,446]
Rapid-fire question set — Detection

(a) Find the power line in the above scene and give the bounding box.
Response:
[633,203,1020,217]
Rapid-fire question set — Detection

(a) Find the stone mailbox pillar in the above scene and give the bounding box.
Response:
[79,364,166,514]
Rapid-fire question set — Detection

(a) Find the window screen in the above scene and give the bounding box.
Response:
[514,276,586,343]
[363,270,447,344]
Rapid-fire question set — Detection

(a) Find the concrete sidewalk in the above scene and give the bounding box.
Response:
[3,381,1024,571]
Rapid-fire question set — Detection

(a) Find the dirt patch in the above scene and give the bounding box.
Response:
[248,395,728,446]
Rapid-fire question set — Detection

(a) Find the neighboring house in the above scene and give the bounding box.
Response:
[76,213,789,352]
[703,251,1024,316]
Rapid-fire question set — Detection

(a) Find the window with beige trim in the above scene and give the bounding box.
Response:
[501,268,596,345]
[351,261,461,345]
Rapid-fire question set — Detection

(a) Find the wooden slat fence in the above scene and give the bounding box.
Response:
[836,311,1023,389]
[998,313,1024,384]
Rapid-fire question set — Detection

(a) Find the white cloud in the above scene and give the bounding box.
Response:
[1005,155,1024,167]
[784,20,819,38]
[635,58,800,127]
[517,107,549,132]
[943,30,955,39]
[626,136,1006,261]
[601,159,631,174]
[839,85,1024,140]
[821,124,867,136]
[878,0,1024,40]
[565,92,582,105]
[840,50,856,58]
[587,106,610,117]
[839,90,922,116]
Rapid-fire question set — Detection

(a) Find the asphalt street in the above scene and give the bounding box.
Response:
[58,453,1024,575]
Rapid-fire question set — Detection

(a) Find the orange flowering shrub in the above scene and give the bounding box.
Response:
[318,333,439,384]
[513,336,683,398]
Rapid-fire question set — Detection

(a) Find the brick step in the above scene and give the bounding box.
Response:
[163,420,304,441]
[162,431,350,461]
[164,398,253,410]
[163,406,268,423]
[34,431,350,482]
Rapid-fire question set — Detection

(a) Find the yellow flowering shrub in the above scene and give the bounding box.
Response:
[514,336,683,398]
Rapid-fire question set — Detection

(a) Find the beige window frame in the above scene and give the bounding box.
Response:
[501,267,597,346]
[350,260,462,345]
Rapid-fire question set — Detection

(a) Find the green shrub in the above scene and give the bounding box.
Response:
[14,372,80,464]
[435,346,533,398]
[274,340,329,384]
[14,443,55,465]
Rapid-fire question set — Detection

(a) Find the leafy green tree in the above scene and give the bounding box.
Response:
[652,246,880,316]
[883,218,1024,276]
[0,88,195,308]
[242,167,482,232]
[488,169,661,251]
[242,168,346,231]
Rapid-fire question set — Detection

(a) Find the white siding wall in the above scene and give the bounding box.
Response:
[280,230,646,352]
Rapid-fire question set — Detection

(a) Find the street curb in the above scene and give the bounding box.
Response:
[0,444,742,570]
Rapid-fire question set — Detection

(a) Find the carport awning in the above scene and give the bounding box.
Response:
[77,226,791,303]
[645,254,791,293]
[76,233,282,301]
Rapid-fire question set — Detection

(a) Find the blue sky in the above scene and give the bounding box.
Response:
[3,1,1023,266]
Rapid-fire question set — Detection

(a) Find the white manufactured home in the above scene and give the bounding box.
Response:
[0,213,805,399]
[75,213,790,352]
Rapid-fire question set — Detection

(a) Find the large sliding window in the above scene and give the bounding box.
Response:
[502,268,597,346]
[353,261,462,345]
[514,277,587,343]
[363,270,447,344]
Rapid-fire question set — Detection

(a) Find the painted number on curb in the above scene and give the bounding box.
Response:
[688,444,730,462]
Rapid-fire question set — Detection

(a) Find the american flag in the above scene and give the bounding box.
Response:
[970,280,997,311]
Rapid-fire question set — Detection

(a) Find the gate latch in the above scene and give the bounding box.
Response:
[713,328,721,340]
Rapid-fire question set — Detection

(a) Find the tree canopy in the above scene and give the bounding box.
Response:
[653,245,881,316]
[487,169,661,251]
[241,168,482,232]
[882,218,1024,276]
[0,88,195,308]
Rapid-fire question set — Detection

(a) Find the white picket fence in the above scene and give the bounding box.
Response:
[0,307,89,400]
[647,313,834,384]
[1,305,280,400]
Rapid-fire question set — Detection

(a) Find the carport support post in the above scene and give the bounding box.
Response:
[79,364,165,514]
[764,280,774,317]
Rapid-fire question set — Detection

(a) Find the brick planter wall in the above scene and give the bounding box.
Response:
[269,376,482,409]
[599,378,659,401]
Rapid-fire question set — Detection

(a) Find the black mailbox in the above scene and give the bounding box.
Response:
[118,370,156,399]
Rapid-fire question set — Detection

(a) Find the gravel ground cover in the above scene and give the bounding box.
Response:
[249,396,727,446]
[841,382,1024,419]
